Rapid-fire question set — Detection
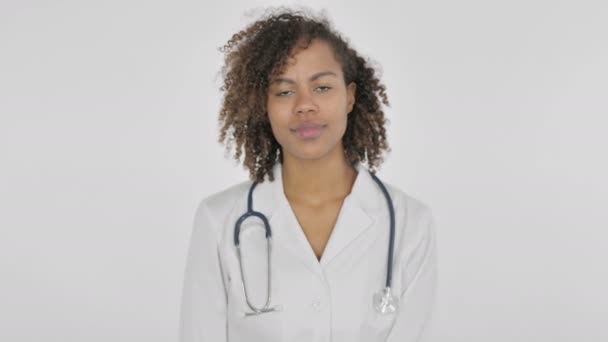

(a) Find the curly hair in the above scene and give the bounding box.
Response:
[217,6,391,183]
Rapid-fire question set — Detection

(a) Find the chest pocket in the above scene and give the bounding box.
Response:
[225,227,284,342]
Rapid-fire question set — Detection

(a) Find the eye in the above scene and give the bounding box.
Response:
[276,90,293,97]
[274,86,332,97]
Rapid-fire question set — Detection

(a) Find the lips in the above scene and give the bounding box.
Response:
[292,122,325,131]
[291,122,326,140]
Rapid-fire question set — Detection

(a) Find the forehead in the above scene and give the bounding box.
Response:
[272,39,342,80]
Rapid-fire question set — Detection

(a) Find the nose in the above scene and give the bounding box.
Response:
[294,89,318,115]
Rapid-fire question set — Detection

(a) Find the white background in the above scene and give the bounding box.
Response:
[1,0,607,341]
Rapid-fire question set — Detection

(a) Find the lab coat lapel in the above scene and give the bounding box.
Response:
[254,162,383,276]
[245,163,321,277]
[319,162,382,267]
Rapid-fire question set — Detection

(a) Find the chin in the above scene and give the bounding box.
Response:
[293,151,327,161]
[284,147,329,161]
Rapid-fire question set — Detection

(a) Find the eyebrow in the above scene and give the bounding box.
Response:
[271,71,338,85]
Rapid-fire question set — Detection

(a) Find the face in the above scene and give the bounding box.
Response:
[266,38,356,163]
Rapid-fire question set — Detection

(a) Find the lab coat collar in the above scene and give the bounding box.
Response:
[252,161,384,274]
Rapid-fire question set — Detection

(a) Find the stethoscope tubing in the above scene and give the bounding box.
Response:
[368,172,396,289]
[233,169,396,315]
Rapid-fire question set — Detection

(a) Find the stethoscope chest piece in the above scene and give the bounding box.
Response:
[373,287,400,314]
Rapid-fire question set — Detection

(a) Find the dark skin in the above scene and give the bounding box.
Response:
[267,39,358,260]
[218,12,392,258]
[282,149,357,261]
[217,11,392,185]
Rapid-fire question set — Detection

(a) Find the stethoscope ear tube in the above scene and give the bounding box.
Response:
[234,181,278,315]
[236,236,279,315]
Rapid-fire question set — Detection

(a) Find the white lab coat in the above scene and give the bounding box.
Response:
[179,162,438,342]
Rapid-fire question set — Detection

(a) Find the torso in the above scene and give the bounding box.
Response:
[288,197,346,261]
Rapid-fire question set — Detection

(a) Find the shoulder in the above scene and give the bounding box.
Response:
[381,181,434,220]
[193,180,253,227]
[380,180,436,242]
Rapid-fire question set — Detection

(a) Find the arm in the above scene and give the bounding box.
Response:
[386,207,438,342]
[179,200,228,342]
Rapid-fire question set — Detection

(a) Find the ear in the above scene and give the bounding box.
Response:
[347,81,357,114]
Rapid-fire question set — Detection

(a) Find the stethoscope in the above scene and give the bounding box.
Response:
[234,169,399,316]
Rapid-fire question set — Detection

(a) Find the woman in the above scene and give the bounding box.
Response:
[179,7,438,342]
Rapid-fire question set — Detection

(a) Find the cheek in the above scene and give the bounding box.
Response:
[268,111,287,127]
[267,113,290,143]
[330,114,349,135]
[339,119,348,136]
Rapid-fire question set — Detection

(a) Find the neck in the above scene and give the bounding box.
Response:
[281,149,358,206]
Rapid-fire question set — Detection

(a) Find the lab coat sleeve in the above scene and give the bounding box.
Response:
[179,200,228,342]
[385,206,438,342]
